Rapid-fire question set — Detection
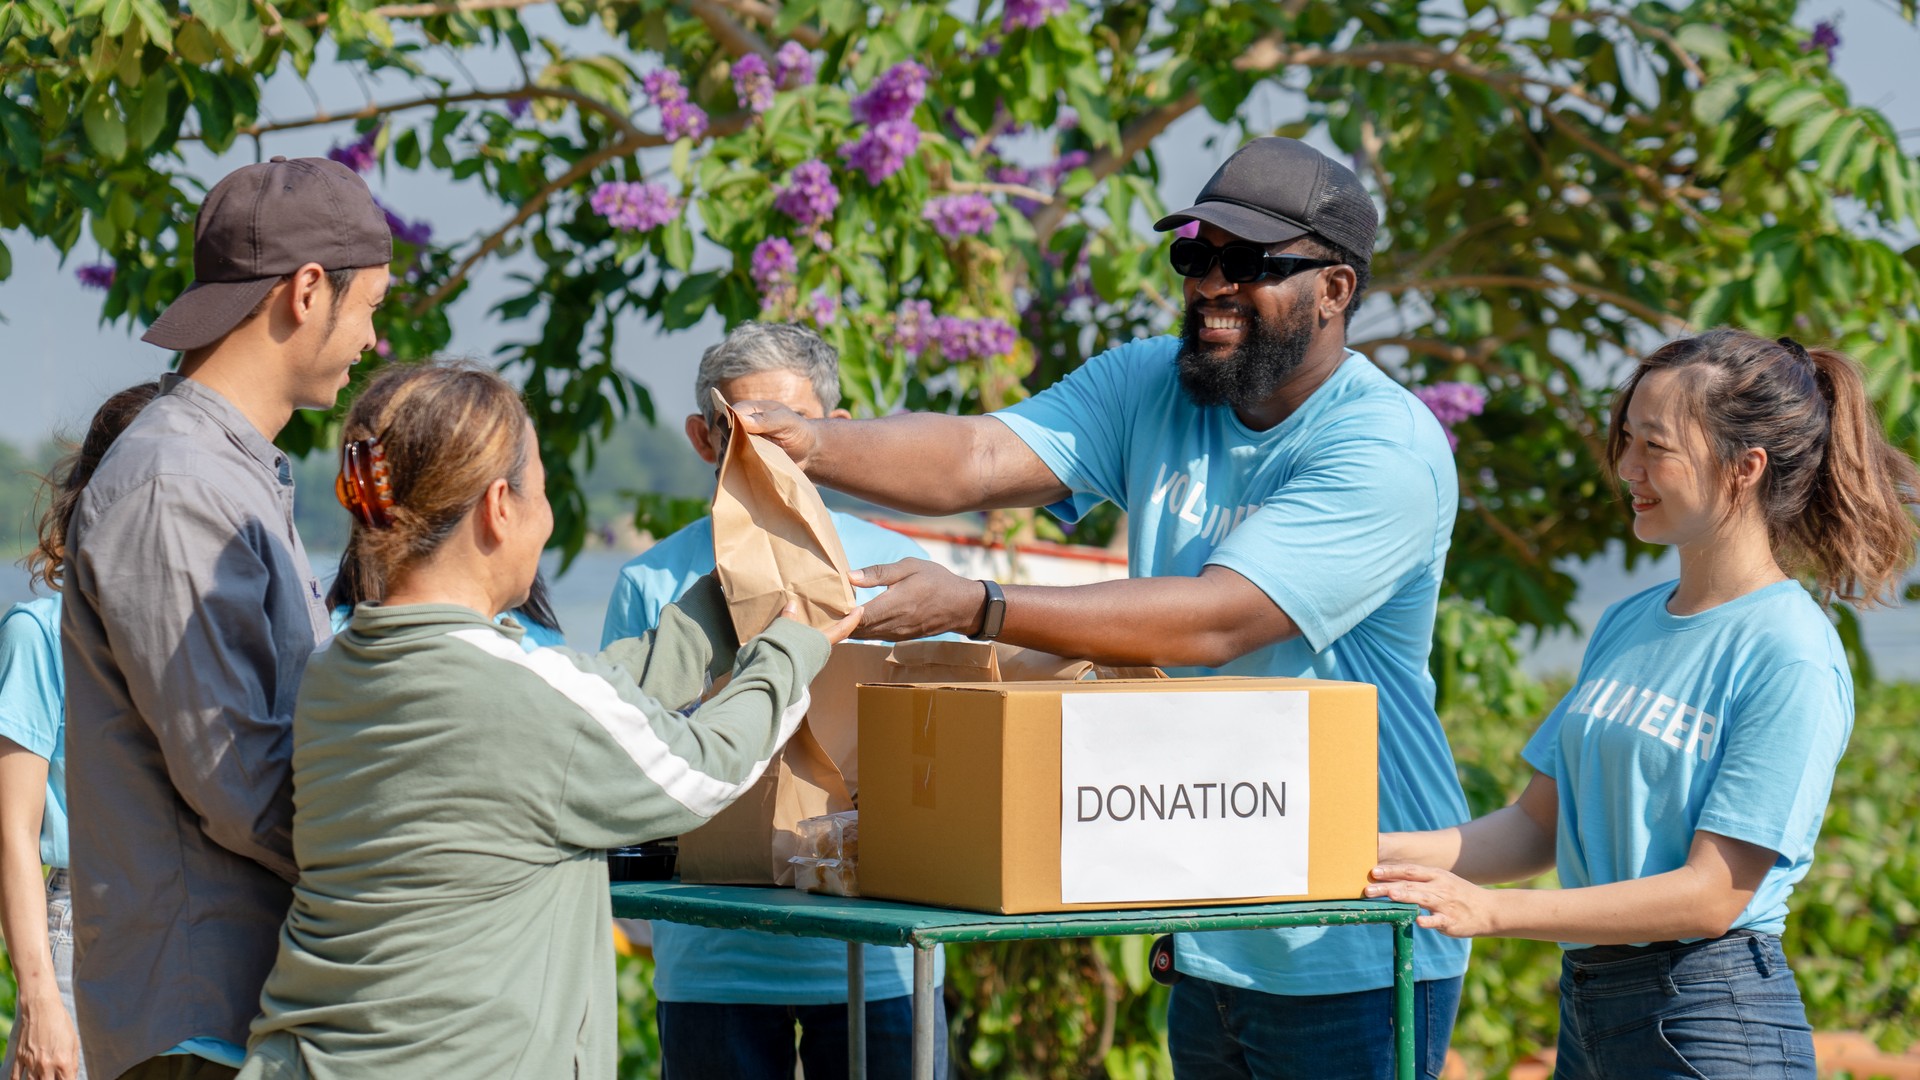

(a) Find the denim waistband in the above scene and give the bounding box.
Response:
[1566,929,1764,967]
[46,867,70,891]
[1563,930,1783,993]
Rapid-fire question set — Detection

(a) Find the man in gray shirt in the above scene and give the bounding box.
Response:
[62,157,391,1080]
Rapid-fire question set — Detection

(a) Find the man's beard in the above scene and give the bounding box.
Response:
[1175,298,1315,410]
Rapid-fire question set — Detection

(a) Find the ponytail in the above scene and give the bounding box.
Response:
[26,381,163,591]
[1796,347,1920,606]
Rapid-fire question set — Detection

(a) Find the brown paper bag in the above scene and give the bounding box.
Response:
[884,639,1170,684]
[708,390,856,643]
[676,721,855,885]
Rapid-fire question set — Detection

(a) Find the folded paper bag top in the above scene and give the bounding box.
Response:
[708,389,857,642]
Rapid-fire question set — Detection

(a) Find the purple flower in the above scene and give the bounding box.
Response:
[1413,381,1488,449]
[1802,20,1840,63]
[732,53,775,114]
[327,126,379,174]
[506,96,530,120]
[774,42,817,90]
[773,160,841,227]
[374,337,393,358]
[839,120,921,186]
[1056,107,1079,131]
[922,193,998,239]
[925,315,1018,360]
[376,199,434,248]
[850,62,929,125]
[1002,0,1068,32]
[891,299,936,356]
[750,237,797,297]
[590,181,679,232]
[644,69,709,142]
[75,263,114,290]
[808,287,839,325]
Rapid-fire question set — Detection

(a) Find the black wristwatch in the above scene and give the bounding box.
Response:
[971,579,1006,641]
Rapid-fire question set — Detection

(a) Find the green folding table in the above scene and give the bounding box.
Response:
[613,882,1421,1080]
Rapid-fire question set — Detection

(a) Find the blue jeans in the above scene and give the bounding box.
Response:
[1168,974,1461,1079]
[1555,931,1816,1080]
[658,995,949,1080]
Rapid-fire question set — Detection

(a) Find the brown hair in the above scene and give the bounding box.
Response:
[27,381,164,591]
[1606,327,1920,606]
[330,360,533,603]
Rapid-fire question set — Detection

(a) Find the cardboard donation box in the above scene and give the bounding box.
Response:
[678,641,1160,885]
[857,677,1379,914]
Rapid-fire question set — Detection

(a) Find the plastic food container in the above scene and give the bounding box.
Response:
[790,811,859,896]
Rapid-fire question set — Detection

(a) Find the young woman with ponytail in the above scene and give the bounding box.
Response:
[1370,328,1919,1078]
[236,361,859,1080]
[0,381,160,1080]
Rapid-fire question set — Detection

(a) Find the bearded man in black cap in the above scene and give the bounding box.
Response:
[63,156,390,1080]
[738,137,1470,1078]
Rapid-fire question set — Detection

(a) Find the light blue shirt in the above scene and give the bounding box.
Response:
[1522,579,1852,947]
[996,336,1472,995]
[0,596,68,868]
[604,510,942,1003]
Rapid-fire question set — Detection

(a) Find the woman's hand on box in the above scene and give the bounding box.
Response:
[1364,863,1503,938]
[849,559,982,640]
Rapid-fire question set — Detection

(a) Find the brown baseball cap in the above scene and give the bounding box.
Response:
[142,156,392,352]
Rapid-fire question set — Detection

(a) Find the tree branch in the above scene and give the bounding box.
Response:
[408,109,752,317]
[192,85,644,143]
[940,179,1053,204]
[686,0,775,60]
[276,0,555,35]
[1357,334,1607,465]
[1373,273,1683,330]
[701,0,822,48]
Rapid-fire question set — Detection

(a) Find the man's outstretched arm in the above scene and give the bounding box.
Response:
[733,405,1070,515]
[849,559,1300,669]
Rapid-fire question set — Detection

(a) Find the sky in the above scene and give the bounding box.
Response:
[0,1,1914,448]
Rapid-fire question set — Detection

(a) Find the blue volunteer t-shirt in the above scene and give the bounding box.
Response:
[604,509,941,1003]
[996,336,1472,995]
[0,595,69,868]
[1522,579,1852,947]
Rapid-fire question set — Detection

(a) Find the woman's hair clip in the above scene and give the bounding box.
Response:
[336,436,396,528]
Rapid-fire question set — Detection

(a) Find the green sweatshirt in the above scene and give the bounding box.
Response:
[236,576,827,1080]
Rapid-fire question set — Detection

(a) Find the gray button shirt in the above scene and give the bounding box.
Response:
[63,374,330,1079]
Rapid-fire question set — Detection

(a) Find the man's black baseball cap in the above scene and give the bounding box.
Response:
[142,156,392,352]
[1154,137,1378,265]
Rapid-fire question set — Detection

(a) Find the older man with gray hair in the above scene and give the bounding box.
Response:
[600,321,948,1079]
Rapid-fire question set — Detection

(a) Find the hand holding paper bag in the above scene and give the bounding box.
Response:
[709,388,857,642]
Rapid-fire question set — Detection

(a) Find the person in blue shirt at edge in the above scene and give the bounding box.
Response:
[1369,329,1920,1080]
[735,136,1471,1080]
[0,381,160,1080]
[602,320,950,1080]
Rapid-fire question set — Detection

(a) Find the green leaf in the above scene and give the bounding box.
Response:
[101,0,132,35]
[82,95,128,161]
[131,0,171,49]
[129,85,168,150]
[1763,86,1829,130]
[1673,24,1732,64]
[0,239,11,282]
[661,270,721,330]
[25,0,68,30]
[394,127,421,169]
[661,219,694,271]
[194,0,242,36]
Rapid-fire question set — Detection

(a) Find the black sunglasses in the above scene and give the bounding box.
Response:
[1169,237,1339,284]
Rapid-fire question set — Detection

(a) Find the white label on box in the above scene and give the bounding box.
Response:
[1059,690,1310,904]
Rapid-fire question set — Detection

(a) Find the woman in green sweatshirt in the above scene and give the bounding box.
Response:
[237,361,856,1080]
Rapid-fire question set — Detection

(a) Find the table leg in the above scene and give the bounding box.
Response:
[848,941,867,1080]
[911,945,936,1080]
[1393,915,1415,1080]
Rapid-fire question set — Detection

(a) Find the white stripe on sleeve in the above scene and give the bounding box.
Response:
[447,628,809,817]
